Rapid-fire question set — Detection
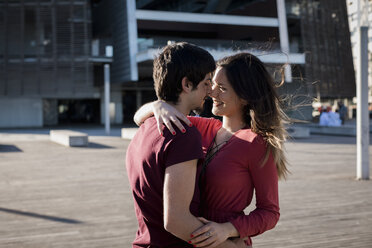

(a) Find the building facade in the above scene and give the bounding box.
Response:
[122,0,311,121]
[0,0,356,127]
[0,0,122,128]
[299,0,356,100]
[347,0,372,102]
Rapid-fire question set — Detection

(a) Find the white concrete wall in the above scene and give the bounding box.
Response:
[0,98,43,128]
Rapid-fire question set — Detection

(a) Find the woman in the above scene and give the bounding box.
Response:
[135,53,289,247]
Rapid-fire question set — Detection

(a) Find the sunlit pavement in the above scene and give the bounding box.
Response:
[0,128,371,248]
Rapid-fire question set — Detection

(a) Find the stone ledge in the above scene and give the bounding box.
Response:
[287,126,310,138]
[50,130,88,147]
[301,124,357,137]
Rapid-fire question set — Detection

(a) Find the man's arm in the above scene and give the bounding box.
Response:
[164,160,241,248]
[163,159,204,240]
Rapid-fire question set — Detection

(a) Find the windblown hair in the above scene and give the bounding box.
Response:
[217,53,289,179]
[153,42,215,104]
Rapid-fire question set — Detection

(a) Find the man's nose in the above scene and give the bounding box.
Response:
[206,84,212,95]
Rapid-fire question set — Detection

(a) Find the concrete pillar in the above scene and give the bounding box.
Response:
[276,0,292,82]
[127,0,139,81]
[104,64,110,134]
[100,90,122,125]
[111,91,123,124]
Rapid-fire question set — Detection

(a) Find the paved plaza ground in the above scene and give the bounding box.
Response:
[0,127,371,248]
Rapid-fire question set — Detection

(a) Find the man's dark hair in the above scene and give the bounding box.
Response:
[153,42,216,104]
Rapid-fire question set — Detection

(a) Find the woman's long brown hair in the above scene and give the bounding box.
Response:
[217,53,290,179]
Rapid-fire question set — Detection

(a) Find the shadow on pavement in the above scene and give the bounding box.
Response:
[87,142,114,149]
[0,207,84,224]
[0,145,23,152]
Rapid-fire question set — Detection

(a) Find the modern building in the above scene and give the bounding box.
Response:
[291,0,356,118]
[298,0,356,100]
[93,0,310,122]
[347,0,372,102]
[0,0,122,128]
[0,0,355,128]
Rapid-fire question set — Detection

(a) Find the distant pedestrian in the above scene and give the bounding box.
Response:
[319,106,341,127]
[338,102,348,125]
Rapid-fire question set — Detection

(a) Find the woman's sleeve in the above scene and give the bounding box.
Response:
[187,116,221,137]
[230,136,280,238]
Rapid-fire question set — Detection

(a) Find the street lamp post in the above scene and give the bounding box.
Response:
[356,0,369,180]
[104,64,110,135]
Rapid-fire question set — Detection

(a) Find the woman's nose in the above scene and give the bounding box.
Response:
[209,85,218,98]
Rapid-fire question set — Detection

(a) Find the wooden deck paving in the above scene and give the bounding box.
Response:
[0,130,371,248]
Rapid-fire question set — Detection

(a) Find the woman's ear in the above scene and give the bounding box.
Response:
[181,77,192,93]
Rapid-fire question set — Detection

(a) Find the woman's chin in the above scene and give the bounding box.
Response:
[212,108,223,117]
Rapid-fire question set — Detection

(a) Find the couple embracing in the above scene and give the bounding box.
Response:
[126,42,289,248]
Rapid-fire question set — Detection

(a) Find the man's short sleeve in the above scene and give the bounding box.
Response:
[163,126,203,168]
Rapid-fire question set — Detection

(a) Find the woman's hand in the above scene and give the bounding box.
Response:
[152,100,192,136]
[189,217,238,248]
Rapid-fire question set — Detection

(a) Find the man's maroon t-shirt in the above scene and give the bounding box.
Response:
[126,117,204,248]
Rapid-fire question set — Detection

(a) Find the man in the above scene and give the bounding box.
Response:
[338,102,348,125]
[126,43,240,247]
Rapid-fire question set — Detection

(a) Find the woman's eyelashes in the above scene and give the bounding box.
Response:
[219,86,226,92]
[213,82,226,92]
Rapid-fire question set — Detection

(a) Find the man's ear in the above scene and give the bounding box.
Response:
[181,77,193,93]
